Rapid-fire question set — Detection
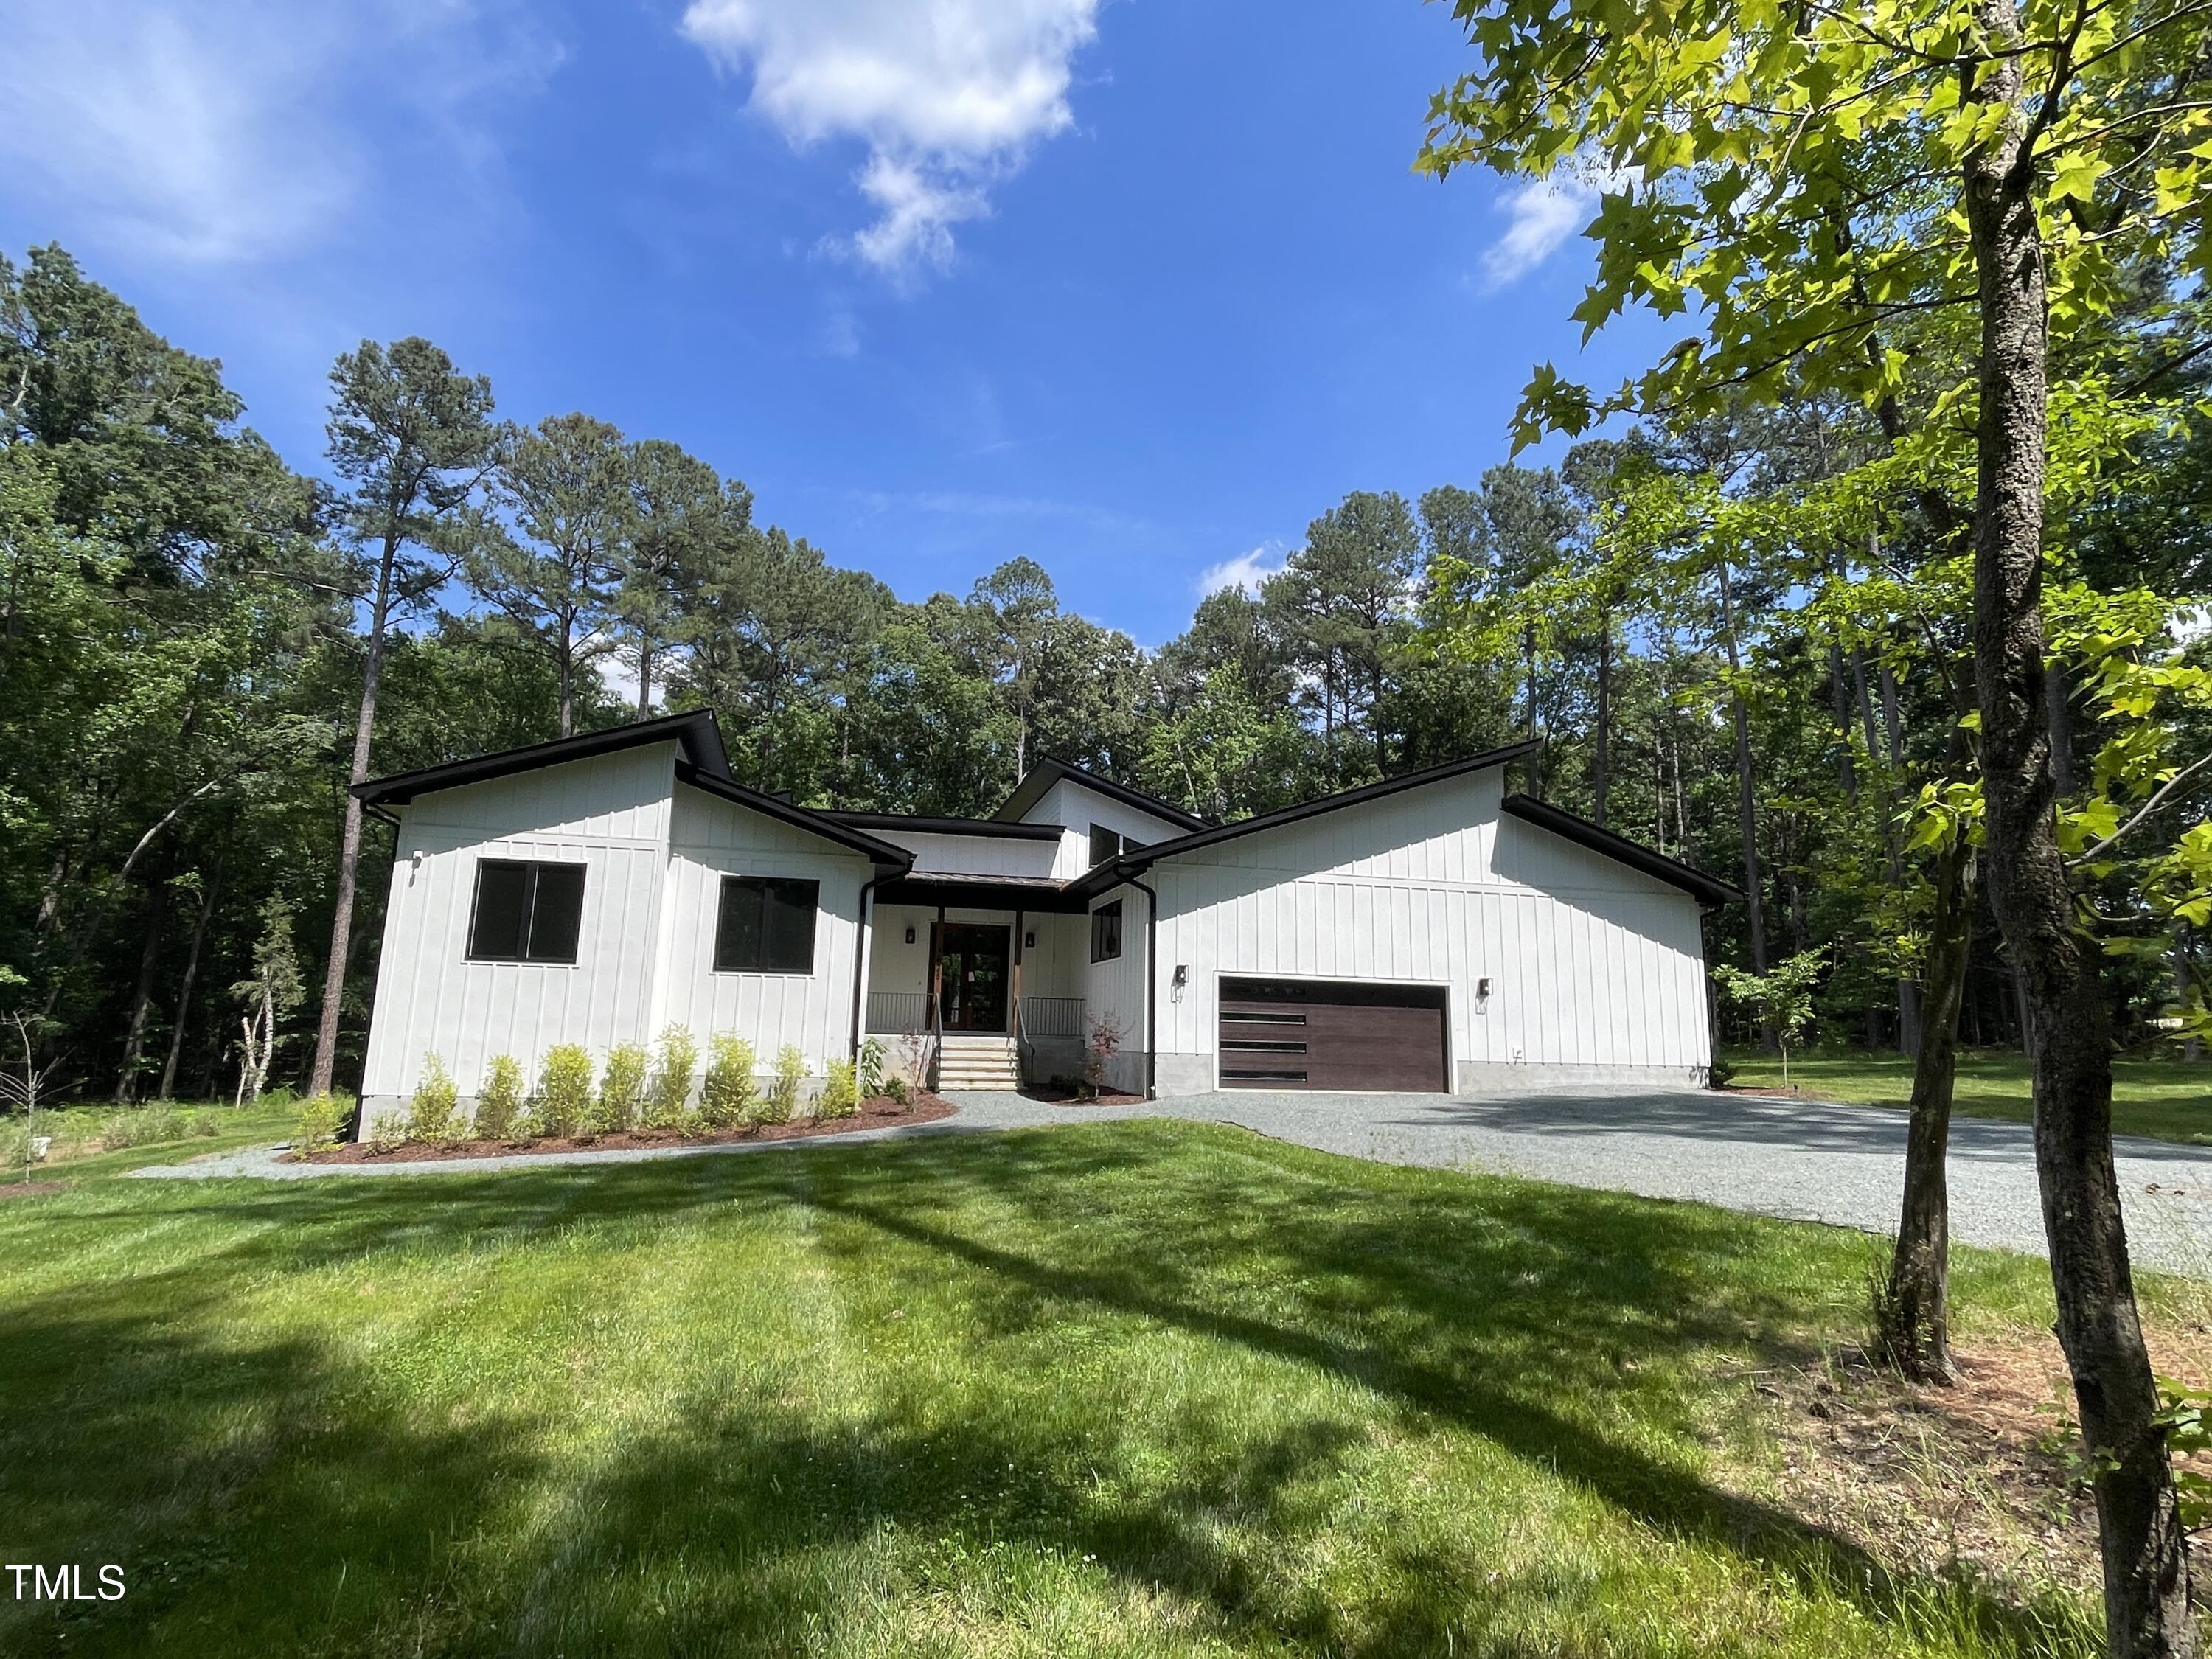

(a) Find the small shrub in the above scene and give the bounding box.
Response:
[644,1026,699,1130]
[535,1045,596,1138]
[406,1055,462,1144]
[98,1105,187,1150]
[475,1056,525,1141]
[1083,1013,1125,1099]
[761,1045,806,1124]
[819,1059,858,1119]
[883,1073,913,1107]
[595,1042,650,1134]
[293,1093,351,1151]
[858,1037,886,1099]
[698,1036,757,1128]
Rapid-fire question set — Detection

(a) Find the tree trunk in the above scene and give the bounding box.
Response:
[113,861,173,1102]
[1594,621,1612,828]
[2048,658,2077,799]
[158,861,220,1101]
[1880,830,1976,1382]
[308,538,397,1099]
[1963,18,2196,1649]
[1827,637,1860,802]
[1716,559,1775,1051]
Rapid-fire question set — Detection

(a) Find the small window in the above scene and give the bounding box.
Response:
[1090,900,1123,964]
[467,860,586,964]
[715,876,819,974]
[1089,824,1121,868]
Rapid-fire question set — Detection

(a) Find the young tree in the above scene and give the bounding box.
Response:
[307,340,498,1099]
[1421,1,2212,1643]
[475,413,630,737]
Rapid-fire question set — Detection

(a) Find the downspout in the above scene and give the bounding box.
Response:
[848,869,890,1059]
[1127,869,1160,1100]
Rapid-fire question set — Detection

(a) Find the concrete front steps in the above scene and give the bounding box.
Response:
[935,1033,1020,1092]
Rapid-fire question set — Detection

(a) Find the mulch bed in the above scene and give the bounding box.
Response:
[1019,1084,1147,1106]
[0,1180,65,1199]
[292,1093,954,1164]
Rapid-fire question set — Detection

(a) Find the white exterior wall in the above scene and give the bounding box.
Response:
[361,743,680,1108]
[1028,780,1197,878]
[866,829,1060,880]
[1083,883,1152,1094]
[1147,771,1711,1095]
[647,784,872,1077]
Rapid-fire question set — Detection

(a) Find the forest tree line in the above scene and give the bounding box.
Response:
[2,240,2206,1106]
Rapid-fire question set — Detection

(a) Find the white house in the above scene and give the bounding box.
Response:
[352,709,1736,1130]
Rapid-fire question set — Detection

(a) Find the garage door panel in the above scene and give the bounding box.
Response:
[1220,978,1447,1092]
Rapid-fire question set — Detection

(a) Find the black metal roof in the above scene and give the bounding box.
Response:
[352,709,731,807]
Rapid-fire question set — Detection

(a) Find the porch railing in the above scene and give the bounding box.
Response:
[1018,996,1087,1038]
[864,990,932,1034]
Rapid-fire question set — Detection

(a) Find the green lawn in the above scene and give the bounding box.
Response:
[0,1119,2127,1658]
[1724,1051,2212,1146]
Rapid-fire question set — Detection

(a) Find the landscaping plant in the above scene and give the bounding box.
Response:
[761,1045,805,1124]
[818,1060,858,1119]
[293,1093,351,1152]
[534,1045,595,1138]
[644,1025,698,1130]
[595,1042,650,1135]
[1712,956,1823,1089]
[858,1037,886,1101]
[404,1055,462,1145]
[697,1036,757,1128]
[474,1057,525,1141]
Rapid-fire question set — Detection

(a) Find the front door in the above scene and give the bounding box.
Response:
[938,924,1011,1032]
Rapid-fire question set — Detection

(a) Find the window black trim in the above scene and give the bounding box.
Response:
[465,859,588,964]
[1090,899,1123,964]
[714,874,821,975]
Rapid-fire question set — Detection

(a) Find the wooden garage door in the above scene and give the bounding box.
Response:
[1217,978,1449,1092]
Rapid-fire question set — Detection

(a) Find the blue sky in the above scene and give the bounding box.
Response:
[0,0,1666,647]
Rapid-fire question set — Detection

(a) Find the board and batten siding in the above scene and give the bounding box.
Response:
[1083,883,1152,1094]
[1147,768,1711,1094]
[647,784,872,1076]
[360,742,680,1109]
[866,829,1059,880]
[1032,781,1197,878]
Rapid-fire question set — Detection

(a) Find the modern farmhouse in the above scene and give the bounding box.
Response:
[351,709,1736,1130]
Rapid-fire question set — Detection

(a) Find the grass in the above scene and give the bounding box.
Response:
[1724,1050,2212,1146]
[0,1117,2139,1658]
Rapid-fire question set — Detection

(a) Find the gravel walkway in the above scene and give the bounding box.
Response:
[134,1087,2212,1277]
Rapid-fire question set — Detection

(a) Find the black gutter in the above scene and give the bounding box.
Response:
[825,811,1062,841]
[1127,873,1160,1100]
[676,764,914,871]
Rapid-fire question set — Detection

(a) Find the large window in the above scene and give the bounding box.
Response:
[1090,900,1123,964]
[714,876,819,974]
[467,860,586,964]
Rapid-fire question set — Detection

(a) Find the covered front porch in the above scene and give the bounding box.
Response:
[863,877,1090,1090]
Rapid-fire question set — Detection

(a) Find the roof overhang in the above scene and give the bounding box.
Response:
[826,810,1063,843]
[677,765,914,872]
[1069,739,1542,898]
[1500,794,1742,908]
[352,709,731,809]
[875,873,1090,914]
[994,757,1208,832]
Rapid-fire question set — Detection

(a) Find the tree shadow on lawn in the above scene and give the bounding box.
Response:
[1,1122,2091,1655]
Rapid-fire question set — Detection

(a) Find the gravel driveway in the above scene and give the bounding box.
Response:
[139,1087,2212,1277]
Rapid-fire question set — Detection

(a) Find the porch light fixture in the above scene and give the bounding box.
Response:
[1024,931,1036,949]
[1477,977,1492,998]
[905,925,917,945]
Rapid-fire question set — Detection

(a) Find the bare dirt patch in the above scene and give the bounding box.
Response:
[1725,1325,2212,1603]
[293,1093,955,1164]
[0,1179,65,1199]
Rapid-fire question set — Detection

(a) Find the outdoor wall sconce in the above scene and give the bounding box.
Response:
[904,925,917,945]
[1024,931,1036,949]
[1476,977,1492,998]
[1172,964,1189,995]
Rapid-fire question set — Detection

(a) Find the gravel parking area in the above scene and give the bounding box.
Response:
[137,1086,2212,1277]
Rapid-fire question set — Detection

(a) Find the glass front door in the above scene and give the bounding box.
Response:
[938,924,1011,1032]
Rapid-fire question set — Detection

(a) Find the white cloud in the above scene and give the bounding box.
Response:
[1480,175,1599,290]
[679,0,1099,276]
[0,1,556,263]
[1197,545,1287,598]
